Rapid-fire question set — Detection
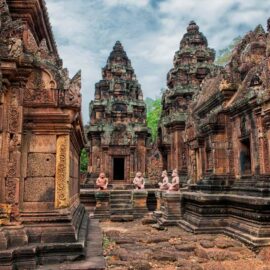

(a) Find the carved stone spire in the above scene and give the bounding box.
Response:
[107,40,130,65]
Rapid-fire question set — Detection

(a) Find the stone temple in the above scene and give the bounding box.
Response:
[86,41,151,186]
[2,0,270,269]
[158,21,217,183]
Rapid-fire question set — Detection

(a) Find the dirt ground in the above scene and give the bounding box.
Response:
[100,217,270,270]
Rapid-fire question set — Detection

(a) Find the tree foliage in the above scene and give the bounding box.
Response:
[215,36,241,66]
[80,148,88,172]
[146,98,162,141]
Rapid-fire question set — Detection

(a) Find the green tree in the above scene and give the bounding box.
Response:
[80,148,88,172]
[146,98,162,141]
[215,36,241,66]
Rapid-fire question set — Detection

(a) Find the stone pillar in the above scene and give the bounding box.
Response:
[55,135,70,208]
[94,191,110,220]
[157,191,182,226]
[133,190,148,218]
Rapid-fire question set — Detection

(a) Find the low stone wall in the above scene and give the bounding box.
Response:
[153,190,270,247]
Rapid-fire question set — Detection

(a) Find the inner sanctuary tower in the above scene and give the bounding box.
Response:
[87,41,151,185]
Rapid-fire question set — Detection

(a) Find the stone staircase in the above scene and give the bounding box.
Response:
[110,190,134,221]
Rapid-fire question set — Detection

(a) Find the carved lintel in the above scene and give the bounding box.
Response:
[0,204,12,226]
[55,135,70,208]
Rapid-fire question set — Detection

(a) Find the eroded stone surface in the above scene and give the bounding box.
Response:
[27,153,56,177]
[24,177,55,202]
[101,220,270,270]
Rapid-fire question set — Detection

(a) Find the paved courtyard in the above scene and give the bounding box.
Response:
[101,217,270,270]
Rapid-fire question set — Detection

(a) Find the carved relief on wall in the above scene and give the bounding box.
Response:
[8,37,23,58]
[23,29,39,54]
[59,71,81,108]
[5,178,18,204]
[55,135,70,208]
[24,69,57,106]
[8,107,20,133]
[0,204,12,225]
[147,148,163,183]
[240,115,249,137]
[7,134,21,178]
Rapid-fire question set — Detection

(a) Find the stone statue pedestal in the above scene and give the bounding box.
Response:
[132,190,148,218]
[153,190,164,220]
[94,191,110,220]
[157,191,182,226]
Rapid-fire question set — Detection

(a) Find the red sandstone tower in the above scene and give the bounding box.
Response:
[87,41,151,185]
[158,21,216,182]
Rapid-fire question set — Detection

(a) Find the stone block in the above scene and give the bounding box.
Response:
[132,190,148,218]
[24,177,55,202]
[157,191,182,226]
[29,135,56,153]
[27,153,56,177]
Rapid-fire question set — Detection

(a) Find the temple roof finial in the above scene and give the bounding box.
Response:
[187,20,199,32]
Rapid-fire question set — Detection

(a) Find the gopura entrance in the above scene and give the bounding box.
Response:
[113,157,125,180]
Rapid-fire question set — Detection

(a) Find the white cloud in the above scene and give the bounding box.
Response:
[103,0,149,7]
[45,0,270,122]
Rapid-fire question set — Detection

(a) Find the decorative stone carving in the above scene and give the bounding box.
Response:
[96,172,108,190]
[55,135,70,208]
[133,172,145,189]
[24,70,57,106]
[8,37,23,58]
[0,204,12,225]
[168,169,180,191]
[8,107,20,133]
[59,71,81,108]
[5,178,18,204]
[158,170,169,190]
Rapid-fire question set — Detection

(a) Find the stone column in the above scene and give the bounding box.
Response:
[132,190,148,218]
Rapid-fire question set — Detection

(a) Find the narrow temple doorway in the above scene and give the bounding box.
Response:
[113,157,125,180]
[240,138,251,175]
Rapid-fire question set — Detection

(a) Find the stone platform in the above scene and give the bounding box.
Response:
[0,208,102,270]
[37,219,105,270]
[81,188,157,222]
[153,190,270,248]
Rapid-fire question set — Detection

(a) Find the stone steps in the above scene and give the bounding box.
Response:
[110,203,133,209]
[109,190,133,221]
[37,218,106,270]
[110,209,133,215]
[110,215,134,222]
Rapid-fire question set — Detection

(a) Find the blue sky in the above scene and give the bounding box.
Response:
[46,0,270,123]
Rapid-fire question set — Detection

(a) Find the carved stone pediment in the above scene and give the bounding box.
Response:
[59,70,81,109]
[24,69,57,106]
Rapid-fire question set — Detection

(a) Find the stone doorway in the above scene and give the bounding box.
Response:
[113,157,125,180]
[240,138,251,175]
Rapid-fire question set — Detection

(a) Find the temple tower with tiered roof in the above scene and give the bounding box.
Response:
[158,21,217,182]
[87,41,151,184]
